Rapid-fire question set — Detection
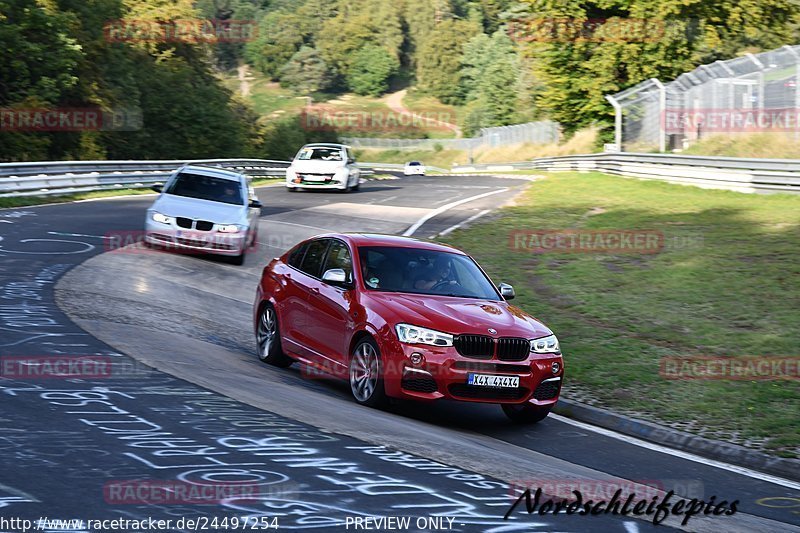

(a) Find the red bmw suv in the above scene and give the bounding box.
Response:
[253,233,563,423]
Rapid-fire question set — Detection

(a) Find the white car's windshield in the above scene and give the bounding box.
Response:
[296,147,343,161]
[165,173,243,205]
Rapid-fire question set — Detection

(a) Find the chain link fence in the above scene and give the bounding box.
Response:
[608,44,800,152]
[342,121,559,151]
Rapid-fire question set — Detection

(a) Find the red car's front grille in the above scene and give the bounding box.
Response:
[454,335,493,358]
[497,338,530,361]
[454,335,531,361]
[448,383,529,401]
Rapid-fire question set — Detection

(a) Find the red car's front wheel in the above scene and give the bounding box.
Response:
[502,403,551,424]
[349,338,387,407]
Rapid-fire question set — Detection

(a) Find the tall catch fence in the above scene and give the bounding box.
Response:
[342,121,559,151]
[607,44,800,152]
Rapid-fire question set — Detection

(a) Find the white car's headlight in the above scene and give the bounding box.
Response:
[395,324,453,347]
[530,334,560,354]
[217,224,241,233]
[151,212,173,224]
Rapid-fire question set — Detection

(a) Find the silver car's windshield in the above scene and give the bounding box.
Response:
[358,246,501,300]
[166,173,243,205]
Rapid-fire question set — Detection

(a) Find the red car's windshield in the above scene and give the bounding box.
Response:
[358,246,501,300]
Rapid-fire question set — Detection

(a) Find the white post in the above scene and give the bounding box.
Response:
[652,78,667,152]
[783,46,800,140]
[606,95,622,151]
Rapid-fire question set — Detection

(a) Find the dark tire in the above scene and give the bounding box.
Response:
[255,303,293,367]
[230,252,245,266]
[287,187,297,192]
[349,337,387,408]
[502,403,551,424]
[351,177,360,191]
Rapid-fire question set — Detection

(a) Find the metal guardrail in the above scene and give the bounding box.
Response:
[452,153,800,194]
[0,158,382,198]
[358,162,449,173]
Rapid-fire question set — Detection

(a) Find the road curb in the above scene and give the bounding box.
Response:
[553,397,800,483]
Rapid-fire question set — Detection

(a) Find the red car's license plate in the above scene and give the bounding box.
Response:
[467,373,519,388]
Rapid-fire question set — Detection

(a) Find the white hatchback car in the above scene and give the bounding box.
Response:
[285,143,361,192]
[403,161,426,175]
[144,165,262,265]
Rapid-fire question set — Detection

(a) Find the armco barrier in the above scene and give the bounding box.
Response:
[0,159,383,198]
[453,152,800,194]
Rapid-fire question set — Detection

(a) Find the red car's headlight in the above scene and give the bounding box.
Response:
[395,323,453,347]
[531,334,560,354]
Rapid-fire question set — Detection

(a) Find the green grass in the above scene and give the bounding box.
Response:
[441,172,800,457]
[0,178,282,209]
[401,89,463,138]
[0,188,156,208]
[354,148,465,168]
[681,133,800,159]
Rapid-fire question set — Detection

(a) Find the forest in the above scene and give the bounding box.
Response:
[1,0,797,161]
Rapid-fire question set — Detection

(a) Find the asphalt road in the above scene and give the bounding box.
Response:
[1,174,797,533]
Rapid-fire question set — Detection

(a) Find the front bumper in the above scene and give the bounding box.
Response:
[380,339,563,406]
[144,221,247,256]
[286,175,349,190]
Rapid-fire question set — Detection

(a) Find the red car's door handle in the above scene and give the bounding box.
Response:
[309,287,320,294]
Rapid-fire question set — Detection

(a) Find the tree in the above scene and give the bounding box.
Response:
[513,0,799,134]
[244,11,304,79]
[316,0,402,78]
[346,45,399,96]
[279,46,334,94]
[415,19,478,104]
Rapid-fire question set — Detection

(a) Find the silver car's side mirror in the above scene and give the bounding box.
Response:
[499,283,515,300]
[322,268,347,284]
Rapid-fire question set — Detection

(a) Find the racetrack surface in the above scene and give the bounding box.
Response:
[1,174,797,532]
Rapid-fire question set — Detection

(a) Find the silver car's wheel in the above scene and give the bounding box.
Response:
[256,304,292,367]
[349,339,386,406]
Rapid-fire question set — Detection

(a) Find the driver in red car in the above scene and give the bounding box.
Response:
[415,256,458,291]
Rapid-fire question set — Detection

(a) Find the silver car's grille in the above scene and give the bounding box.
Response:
[176,217,193,229]
[175,218,214,231]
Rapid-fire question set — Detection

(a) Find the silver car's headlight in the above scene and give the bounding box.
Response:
[217,224,241,233]
[151,212,173,224]
[530,334,560,354]
[395,324,453,347]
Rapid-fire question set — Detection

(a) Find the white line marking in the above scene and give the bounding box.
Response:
[368,195,398,205]
[550,413,800,490]
[266,220,335,232]
[432,194,462,206]
[437,209,491,237]
[623,521,640,533]
[0,239,95,255]
[403,188,508,237]
[48,231,112,240]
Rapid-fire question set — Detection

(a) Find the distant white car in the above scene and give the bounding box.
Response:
[286,143,361,192]
[144,165,262,265]
[404,161,426,176]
